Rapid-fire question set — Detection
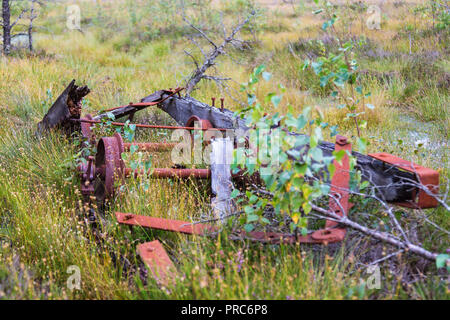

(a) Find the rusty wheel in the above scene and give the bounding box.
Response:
[185,115,213,131]
[185,115,214,151]
[94,133,125,204]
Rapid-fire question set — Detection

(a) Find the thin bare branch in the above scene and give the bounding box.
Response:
[310,202,446,263]
[184,50,199,70]
[183,11,255,95]
[11,8,27,28]
[182,15,217,49]
[368,249,405,266]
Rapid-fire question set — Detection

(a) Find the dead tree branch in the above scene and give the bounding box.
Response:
[183,11,255,95]
[10,7,26,28]
[310,202,447,263]
[249,176,449,264]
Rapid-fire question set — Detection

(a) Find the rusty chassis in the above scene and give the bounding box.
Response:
[40,82,440,284]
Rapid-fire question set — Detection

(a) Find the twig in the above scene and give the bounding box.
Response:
[183,11,255,95]
[11,8,27,28]
[368,249,405,266]
[248,178,448,263]
[310,203,447,263]
[182,15,217,49]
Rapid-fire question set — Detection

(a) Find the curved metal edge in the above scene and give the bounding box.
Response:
[96,134,125,198]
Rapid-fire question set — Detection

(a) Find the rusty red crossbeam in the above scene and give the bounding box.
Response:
[124,142,177,152]
[115,212,349,244]
[116,212,217,235]
[72,118,228,132]
[103,87,184,112]
[124,168,211,179]
[369,153,439,209]
[137,240,176,284]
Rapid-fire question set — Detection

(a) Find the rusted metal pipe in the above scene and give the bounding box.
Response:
[309,135,351,243]
[124,168,211,179]
[103,87,184,112]
[123,142,176,152]
[71,118,227,132]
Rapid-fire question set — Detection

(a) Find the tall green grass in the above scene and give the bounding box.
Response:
[0,0,448,300]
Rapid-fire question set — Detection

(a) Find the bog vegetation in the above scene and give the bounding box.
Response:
[0,0,448,299]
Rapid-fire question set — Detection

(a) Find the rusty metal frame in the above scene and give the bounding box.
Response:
[111,136,353,245]
[368,152,439,209]
[76,89,440,251]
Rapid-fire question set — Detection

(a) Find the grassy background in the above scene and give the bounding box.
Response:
[0,0,448,299]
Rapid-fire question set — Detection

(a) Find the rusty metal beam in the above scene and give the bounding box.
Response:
[155,94,433,203]
[124,168,211,179]
[368,153,439,208]
[115,213,345,244]
[116,212,217,235]
[71,118,228,132]
[123,142,177,152]
[137,240,176,285]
